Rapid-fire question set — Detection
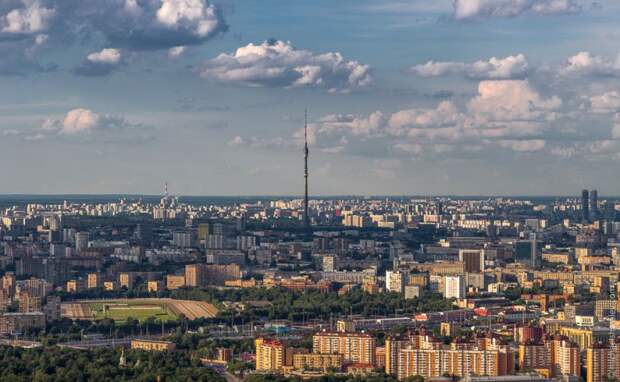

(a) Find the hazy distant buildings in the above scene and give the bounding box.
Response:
[75,232,89,253]
[515,237,540,269]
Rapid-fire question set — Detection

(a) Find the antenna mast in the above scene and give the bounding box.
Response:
[304,110,310,230]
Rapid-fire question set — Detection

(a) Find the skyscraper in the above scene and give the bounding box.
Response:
[590,189,599,221]
[582,189,590,223]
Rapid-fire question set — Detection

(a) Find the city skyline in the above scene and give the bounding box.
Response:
[3,0,620,195]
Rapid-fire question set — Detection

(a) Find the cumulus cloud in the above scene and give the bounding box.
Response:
[467,80,561,123]
[200,39,373,91]
[73,48,125,76]
[590,91,620,113]
[452,0,584,20]
[559,51,620,76]
[42,108,139,135]
[307,112,385,140]
[86,0,227,50]
[233,79,567,158]
[388,101,466,139]
[411,54,529,80]
[0,0,228,76]
[0,0,55,36]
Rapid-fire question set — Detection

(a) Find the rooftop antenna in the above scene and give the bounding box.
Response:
[304,109,310,230]
[164,181,169,198]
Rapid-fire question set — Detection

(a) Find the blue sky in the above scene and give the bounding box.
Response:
[2,0,620,196]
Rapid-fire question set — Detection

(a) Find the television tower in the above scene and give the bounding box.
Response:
[304,110,310,229]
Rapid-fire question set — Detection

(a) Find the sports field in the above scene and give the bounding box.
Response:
[90,301,176,323]
[61,298,218,323]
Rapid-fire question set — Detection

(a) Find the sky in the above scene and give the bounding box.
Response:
[2,0,620,196]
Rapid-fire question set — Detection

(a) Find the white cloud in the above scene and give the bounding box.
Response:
[559,51,620,76]
[42,108,139,136]
[61,108,101,134]
[74,48,124,76]
[498,139,546,152]
[87,48,121,64]
[590,91,620,113]
[200,40,372,91]
[156,0,220,38]
[168,46,186,59]
[411,54,528,79]
[453,0,584,20]
[388,101,464,132]
[467,80,562,123]
[320,81,560,152]
[227,136,245,146]
[66,0,227,51]
[1,0,55,34]
[308,111,385,140]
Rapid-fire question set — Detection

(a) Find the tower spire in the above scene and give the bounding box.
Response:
[304,110,310,229]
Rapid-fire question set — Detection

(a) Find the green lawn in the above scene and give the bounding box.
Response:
[89,301,177,323]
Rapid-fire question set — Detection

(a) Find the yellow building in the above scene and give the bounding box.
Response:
[397,348,514,380]
[198,223,210,241]
[66,280,82,293]
[131,339,176,352]
[166,275,185,290]
[385,336,406,376]
[119,273,134,289]
[312,331,376,366]
[440,322,458,337]
[560,327,610,350]
[147,280,164,292]
[587,344,609,382]
[551,339,580,377]
[185,264,206,288]
[87,273,101,289]
[255,338,284,371]
[519,342,550,370]
[292,353,343,371]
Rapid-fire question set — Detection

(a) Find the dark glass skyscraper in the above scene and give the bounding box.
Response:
[581,189,589,223]
[590,189,598,221]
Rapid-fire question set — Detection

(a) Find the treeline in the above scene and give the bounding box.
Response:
[0,345,225,382]
[173,287,455,322]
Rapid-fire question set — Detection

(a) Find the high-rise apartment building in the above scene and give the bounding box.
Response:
[444,275,465,299]
[587,343,609,382]
[551,338,580,377]
[519,341,550,371]
[312,331,376,366]
[185,264,206,288]
[386,271,405,294]
[385,336,406,376]
[397,346,514,380]
[255,338,285,371]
